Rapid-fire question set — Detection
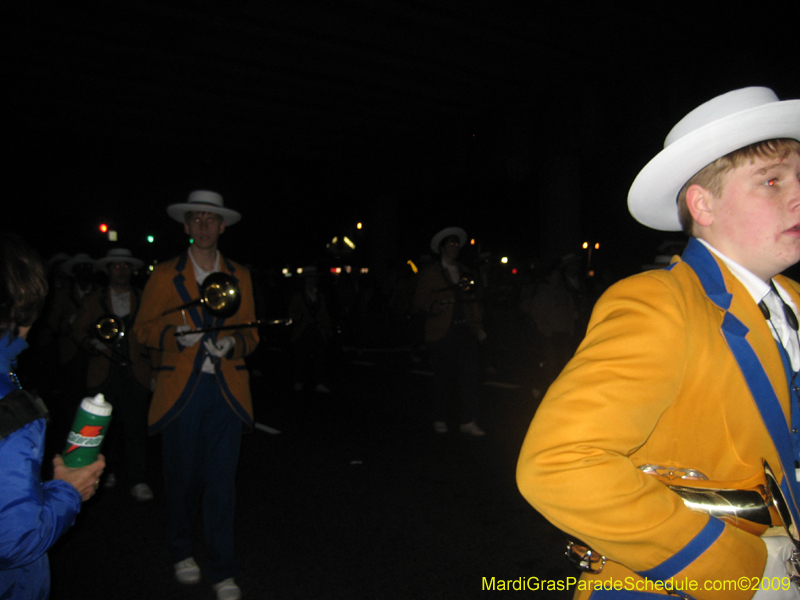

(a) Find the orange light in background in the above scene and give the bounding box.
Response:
[356,222,363,230]
[99,223,109,233]
[582,241,588,250]
[470,239,475,245]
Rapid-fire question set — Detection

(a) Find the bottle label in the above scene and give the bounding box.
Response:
[66,426,105,452]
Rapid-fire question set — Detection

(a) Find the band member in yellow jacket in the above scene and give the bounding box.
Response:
[134,191,257,600]
[517,88,800,599]
[414,227,486,436]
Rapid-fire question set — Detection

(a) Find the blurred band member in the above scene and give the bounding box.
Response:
[72,248,153,501]
[414,227,486,436]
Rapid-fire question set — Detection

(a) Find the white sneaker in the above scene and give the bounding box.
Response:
[174,557,201,585]
[214,578,241,600]
[459,421,485,437]
[433,421,448,433]
[130,483,154,501]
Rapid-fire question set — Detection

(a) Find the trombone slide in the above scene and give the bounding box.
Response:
[173,318,292,336]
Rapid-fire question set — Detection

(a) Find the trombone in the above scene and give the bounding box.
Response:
[432,276,479,308]
[161,272,293,336]
[93,314,130,366]
[435,276,477,294]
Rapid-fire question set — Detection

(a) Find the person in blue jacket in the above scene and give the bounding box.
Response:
[0,233,105,600]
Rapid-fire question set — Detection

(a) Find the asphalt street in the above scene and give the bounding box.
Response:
[47,341,578,600]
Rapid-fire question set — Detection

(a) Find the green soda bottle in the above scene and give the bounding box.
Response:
[63,393,113,468]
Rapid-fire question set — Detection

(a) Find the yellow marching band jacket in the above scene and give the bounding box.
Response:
[133,252,259,434]
[413,261,483,343]
[517,238,800,599]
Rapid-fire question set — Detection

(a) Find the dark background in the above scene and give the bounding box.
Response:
[11,5,800,597]
[7,2,800,277]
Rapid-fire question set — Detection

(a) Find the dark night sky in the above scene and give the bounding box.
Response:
[6,3,800,278]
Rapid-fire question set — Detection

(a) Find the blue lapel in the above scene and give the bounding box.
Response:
[681,238,800,529]
[172,252,206,329]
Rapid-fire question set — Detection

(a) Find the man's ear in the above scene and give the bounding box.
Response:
[685,184,714,228]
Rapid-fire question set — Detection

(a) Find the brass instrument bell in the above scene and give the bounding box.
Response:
[458,276,476,293]
[92,314,129,366]
[160,272,241,319]
[95,314,125,343]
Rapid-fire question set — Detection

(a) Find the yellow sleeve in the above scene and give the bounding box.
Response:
[516,271,766,597]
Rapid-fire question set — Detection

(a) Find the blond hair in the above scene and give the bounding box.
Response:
[677,138,800,235]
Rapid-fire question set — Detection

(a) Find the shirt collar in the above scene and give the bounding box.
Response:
[188,247,220,284]
[697,238,771,304]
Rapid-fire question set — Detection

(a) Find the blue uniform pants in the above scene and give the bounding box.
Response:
[161,374,242,584]
[427,323,479,424]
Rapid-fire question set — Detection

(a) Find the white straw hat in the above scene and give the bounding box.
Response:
[430,227,466,254]
[61,253,96,275]
[628,87,800,231]
[96,248,144,270]
[167,190,241,225]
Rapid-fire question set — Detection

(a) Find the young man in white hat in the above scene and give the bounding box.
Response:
[134,191,257,600]
[517,87,800,599]
[72,248,153,501]
[414,226,487,436]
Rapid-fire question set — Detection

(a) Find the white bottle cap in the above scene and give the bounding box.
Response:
[80,393,113,417]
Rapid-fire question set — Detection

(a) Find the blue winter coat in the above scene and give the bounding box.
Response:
[0,334,81,599]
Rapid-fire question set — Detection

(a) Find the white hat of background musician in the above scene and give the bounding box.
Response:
[167,190,241,226]
[61,253,96,276]
[628,87,800,231]
[430,227,467,254]
[96,248,144,271]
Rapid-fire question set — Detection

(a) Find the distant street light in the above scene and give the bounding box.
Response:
[583,241,600,274]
